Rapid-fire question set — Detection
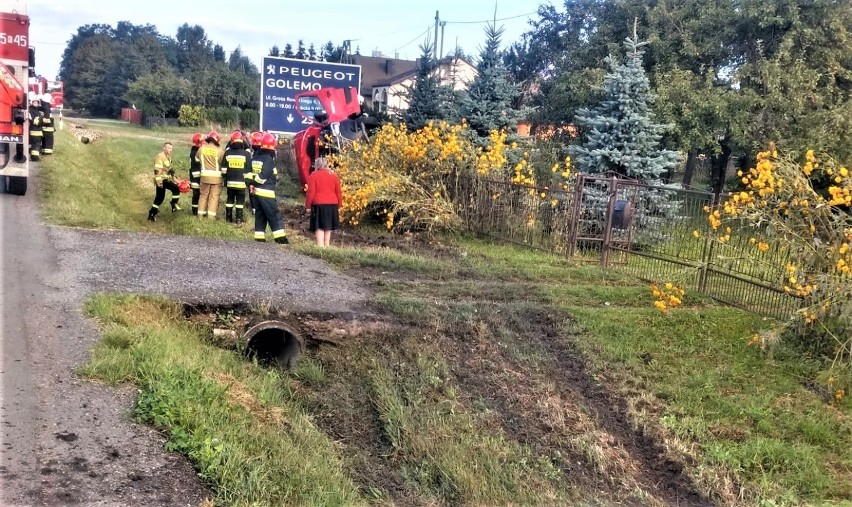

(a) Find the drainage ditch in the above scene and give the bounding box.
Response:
[182,303,387,369]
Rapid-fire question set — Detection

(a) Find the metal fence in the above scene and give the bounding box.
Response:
[454,174,801,319]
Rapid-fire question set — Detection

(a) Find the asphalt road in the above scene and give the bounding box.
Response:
[0,167,368,505]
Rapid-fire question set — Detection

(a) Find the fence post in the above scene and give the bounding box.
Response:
[568,175,584,257]
[601,175,618,267]
[697,193,718,293]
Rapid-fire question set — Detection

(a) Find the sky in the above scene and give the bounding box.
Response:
[20,0,548,80]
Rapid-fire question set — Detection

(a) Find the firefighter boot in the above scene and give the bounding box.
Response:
[148,207,158,222]
[275,236,290,245]
[235,207,244,225]
[225,207,234,223]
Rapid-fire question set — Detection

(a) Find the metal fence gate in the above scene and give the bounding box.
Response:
[455,174,801,319]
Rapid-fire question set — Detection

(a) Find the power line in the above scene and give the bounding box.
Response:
[443,11,538,25]
[394,25,433,53]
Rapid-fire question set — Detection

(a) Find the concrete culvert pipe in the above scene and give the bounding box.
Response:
[243,320,304,368]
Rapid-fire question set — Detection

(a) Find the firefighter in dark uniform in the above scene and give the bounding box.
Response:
[189,133,203,215]
[40,93,55,155]
[221,131,251,224]
[148,142,181,221]
[246,131,263,215]
[251,133,288,244]
[27,93,43,161]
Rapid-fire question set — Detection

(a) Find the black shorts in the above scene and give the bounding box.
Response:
[309,204,339,232]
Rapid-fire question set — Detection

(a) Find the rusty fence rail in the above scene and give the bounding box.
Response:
[453,175,800,319]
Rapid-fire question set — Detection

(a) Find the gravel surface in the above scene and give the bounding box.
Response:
[51,228,368,313]
[1,167,368,506]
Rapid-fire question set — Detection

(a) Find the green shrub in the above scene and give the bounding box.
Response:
[178,105,206,127]
[239,109,259,131]
[207,107,240,129]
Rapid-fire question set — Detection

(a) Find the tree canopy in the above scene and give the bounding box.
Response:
[60,22,260,118]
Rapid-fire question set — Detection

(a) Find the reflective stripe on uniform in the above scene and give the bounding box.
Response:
[191,171,201,178]
[42,149,53,153]
[255,188,275,198]
[235,204,244,209]
[225,203,234,209]
[254,231,266,240]
[272,230,286,239]
[152,204,159,209]
[226,181,246,189]
[43,127,55,132]
[200,169,221,178]
[190,183,200,189]
[30,131,43,137]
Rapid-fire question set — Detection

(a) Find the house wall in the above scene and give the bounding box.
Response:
[374,58,478,113]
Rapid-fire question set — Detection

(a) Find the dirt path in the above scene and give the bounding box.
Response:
[0,166,367,506]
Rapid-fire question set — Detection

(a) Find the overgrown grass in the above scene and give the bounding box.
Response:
[38,129,298,241]
[565,306,852,503]
[81,294,363,507]
[296,233,852,506]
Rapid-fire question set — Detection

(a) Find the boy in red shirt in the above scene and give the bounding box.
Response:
[305,157,342,247]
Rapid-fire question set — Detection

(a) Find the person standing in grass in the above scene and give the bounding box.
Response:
[250,133,289,244]
[189,133,204,216]
[221,131,251,224]
[147,142,180,221]
[197,131,224,219]
[305,157,342,247]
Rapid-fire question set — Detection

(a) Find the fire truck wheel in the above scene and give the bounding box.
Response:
[7,176,27,196]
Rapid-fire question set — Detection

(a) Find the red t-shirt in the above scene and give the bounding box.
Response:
[305,169,342,207]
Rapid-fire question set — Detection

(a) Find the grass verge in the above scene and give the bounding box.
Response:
[81,294,364,507]
[39,128,301,242]
[294,233,852,506]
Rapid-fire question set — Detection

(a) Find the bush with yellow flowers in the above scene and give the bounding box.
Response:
[650,282,685,314]
[702,144,852,396]
[329,121,572,233]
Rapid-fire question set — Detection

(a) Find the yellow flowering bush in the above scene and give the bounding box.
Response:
[650,282,685,314]
[704,144,852,394]
[329,121,571,233]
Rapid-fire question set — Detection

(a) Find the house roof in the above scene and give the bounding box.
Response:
[351,55,418,97]
[372,56,476,88]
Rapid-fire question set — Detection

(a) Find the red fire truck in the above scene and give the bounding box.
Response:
[29,74,63,109]
[0,4,31,195]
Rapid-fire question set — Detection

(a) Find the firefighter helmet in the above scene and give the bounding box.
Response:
[260,132,277,150]
[229,130,244,144]
[206,131,221,144]
[191,133,204,147]
[28,91,40,103]
[249,131,262,147]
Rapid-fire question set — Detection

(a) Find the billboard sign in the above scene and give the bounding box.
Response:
[260,56,361,135]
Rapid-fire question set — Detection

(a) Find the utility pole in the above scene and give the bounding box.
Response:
[434,11,440,61]
[439,21,446,60]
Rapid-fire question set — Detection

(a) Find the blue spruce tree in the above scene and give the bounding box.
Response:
[570,34,679,181]
[570,29,681,245]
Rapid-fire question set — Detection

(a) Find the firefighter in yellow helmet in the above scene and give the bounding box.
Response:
[197,131,224,219]
[27,93,43,161]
